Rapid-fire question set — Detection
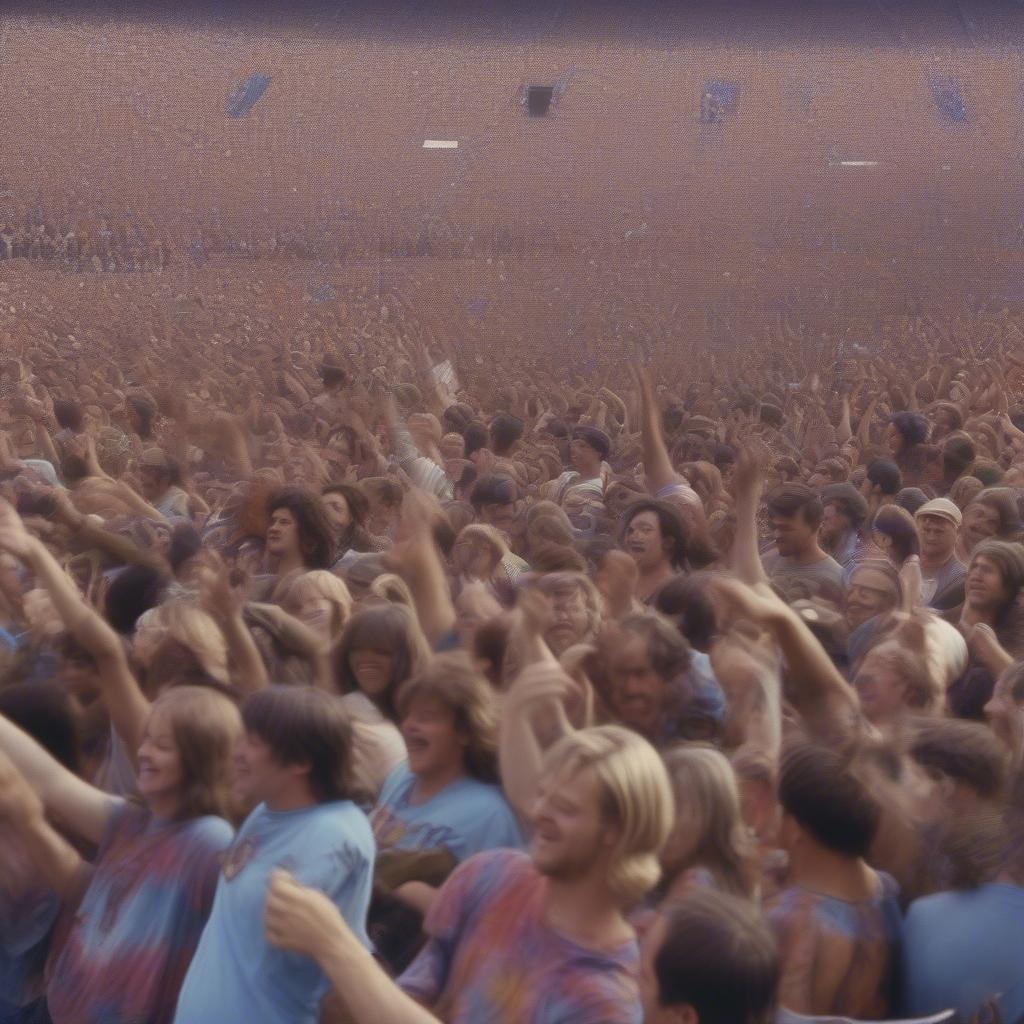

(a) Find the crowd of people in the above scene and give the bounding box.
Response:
[1,284,1024,1024]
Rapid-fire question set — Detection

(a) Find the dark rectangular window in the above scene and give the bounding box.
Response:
[526,86,554,117]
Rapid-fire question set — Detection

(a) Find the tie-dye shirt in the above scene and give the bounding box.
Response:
[47,803,232,1024]
[767,871,903,1020]
[399,849,642,1024]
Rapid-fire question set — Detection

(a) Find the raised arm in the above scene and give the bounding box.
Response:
[711,577,862,748]
[730,448,769,586]
[0,498,153,755]
[198,557,271,695]
[0,747,92,900]
[0,711,119,845]
[629,359,681,495]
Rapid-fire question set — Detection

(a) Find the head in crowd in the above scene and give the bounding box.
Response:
[278,569,353,645]
[869,505,920,566]
[601,612,691,740]
[321,482,373,552]
[396,652,500,784]
[139,685,242,821]
[766,484,823,559]
[660,744,757,899]
[643,890,779,1024]
[532,571,603,655]
[533,725,673,905]
[237,685,360,808]
[335,603,431,721]
[887,411,930,455]
[265,486,336,570]
[622,500,689,573]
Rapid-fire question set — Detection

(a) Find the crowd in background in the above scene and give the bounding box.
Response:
[2,275,1024,1024]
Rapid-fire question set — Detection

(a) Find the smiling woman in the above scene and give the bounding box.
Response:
[0,686,240,1024]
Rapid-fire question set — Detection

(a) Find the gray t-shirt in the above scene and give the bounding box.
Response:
[762,550,845,596]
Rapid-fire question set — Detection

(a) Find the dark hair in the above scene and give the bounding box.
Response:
[895,487,929,516]
[266,486,336,569]
[970,488,1020,537]
[779,741,880,857]
[0,681,80,772]
[572,426,612,462]
[656,891,779,1024]
[469,474,517,510]
[489,413,524,456]
[61,453,90,485]
[169,524,203,574]
[53,398,84,432]
[242,687,358,803]
[822,483,869,529]
[870,505,920,562]
[654,573,718,651]
[611,611,692,681]
[104,565,168,635]
[127,394,157,440]
[890,411,930,447]
[866,458,902,496]
[766,484,824,530]
[463,421,489,458]
[322,482,374,552]
[943,435,976,476]
[622,500,690,570]
[335,604,429,721]
[909,719,1007,801]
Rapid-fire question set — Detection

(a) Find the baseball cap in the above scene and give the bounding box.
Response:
[914,497,962,528]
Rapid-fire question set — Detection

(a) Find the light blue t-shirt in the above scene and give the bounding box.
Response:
[174,800,374,1024]
[371,762,524,863]
[904,882,1024,1022]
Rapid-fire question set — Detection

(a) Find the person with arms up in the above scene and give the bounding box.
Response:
[267,724,672,1024]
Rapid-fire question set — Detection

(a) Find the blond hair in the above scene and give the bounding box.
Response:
[284,569,354,642]
[151,600,230,686]
[662,744,758,899]
[542,725,673,905]
[369,573,416,609]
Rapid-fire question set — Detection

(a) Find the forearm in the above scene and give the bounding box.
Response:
[219,612,270,694]
[770,609,861,743]
[17,812,92,902]
[639,386,677,493]
[732,496,768,585]
[76,518,167,572]
[319,940,440,1024]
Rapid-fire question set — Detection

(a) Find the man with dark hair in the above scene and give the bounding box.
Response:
[762,484,843,595]
[887,411,941,488]
[488,412,524,457]
[265,486,336,576]
[861,458,902,516]
[468,474,527,582]
[769,742,901,1019]
[175,686,374,1024]
[819,482,870,574]
[643,890,780,1024]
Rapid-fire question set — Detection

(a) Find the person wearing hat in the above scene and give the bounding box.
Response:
[138,448,191,520]
[915,498,967,608]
